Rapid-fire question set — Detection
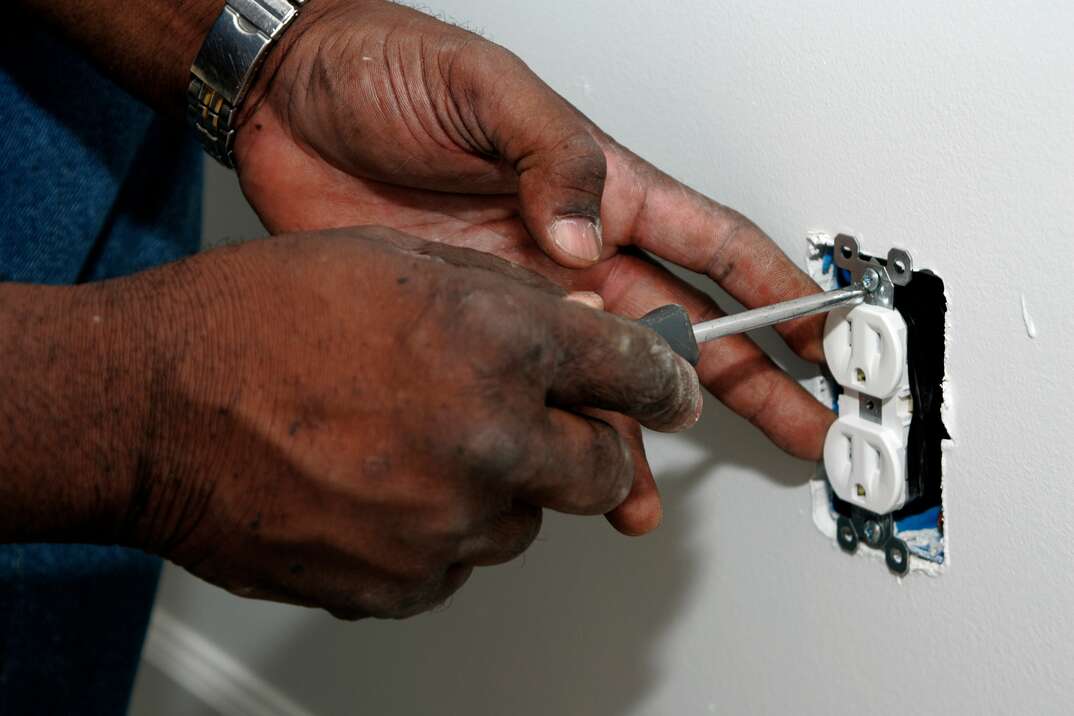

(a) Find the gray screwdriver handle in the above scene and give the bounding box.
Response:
[637,304,700,366]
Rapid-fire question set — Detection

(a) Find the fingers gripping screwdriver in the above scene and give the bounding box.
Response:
[638,269,881,365]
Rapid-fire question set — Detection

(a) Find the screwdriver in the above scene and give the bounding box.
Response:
[638,268,880,365]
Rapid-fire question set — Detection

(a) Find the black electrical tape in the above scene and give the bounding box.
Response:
[893,270,950,518]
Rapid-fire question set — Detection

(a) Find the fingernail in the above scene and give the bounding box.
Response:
[565,291,605,310]
[551,218,602,262]
[674,355,703,432]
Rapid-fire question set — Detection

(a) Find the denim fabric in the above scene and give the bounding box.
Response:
[0,547,164,716]
[0,14,203,716]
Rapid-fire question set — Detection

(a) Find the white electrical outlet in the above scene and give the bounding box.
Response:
[823,303,908,399]
[810,233,948,576]
[824,390,913,515]
[823,301,913,515]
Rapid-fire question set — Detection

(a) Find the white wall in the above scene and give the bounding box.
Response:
[134,2,1074,714]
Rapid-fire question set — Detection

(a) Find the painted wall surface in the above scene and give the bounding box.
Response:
[142,1,1074,713]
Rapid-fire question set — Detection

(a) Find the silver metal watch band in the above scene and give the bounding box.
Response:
[187,0,308,167]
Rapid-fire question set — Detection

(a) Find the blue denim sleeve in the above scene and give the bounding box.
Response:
[0,547,164,716]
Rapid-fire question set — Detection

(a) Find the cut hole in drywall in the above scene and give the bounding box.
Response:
[807,234,950,575]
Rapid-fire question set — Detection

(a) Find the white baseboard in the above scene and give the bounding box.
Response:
[143,609,317,716]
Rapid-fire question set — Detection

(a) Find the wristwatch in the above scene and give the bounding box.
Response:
[187,0,309,167]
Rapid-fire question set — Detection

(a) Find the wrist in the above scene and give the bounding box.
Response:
[233,0,338,126]
[0,280,152,545]
[168,0,227,111]
[189,0,348,165]
[16,0,224,116]
[232,0,389,149]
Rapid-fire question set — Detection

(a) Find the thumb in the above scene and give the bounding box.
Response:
[469,49,609,267]
[512,126,608,268]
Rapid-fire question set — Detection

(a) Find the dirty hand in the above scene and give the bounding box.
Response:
[68,228,698,618]
[233,0,835,512]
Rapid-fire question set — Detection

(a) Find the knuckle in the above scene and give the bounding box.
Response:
[451,287,550,366]
[632,338,684,409]
[705,209,757,282]
[327,606,368,622]
[742,371,784,429]
[428,495,483,542]
[366,592,429,620]
[455,416,533,481]
[588,425,634,512]
[547,131,607,191]
[516,508,544,550]
[396,552,444,586]
[451,40,532,105]
[549,418,633,515]
[362,569,446,620]
[493,506,544,562]
[387,593,439,619]
[390,564,470,619]
[451,282,502,320]
[463,506,542,567]
[458,39,526,73]
[455,292,519,347]
[440,564,474,602]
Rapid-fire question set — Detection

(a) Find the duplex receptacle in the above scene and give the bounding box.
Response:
[808,233,949,576]
[823,301,913,515]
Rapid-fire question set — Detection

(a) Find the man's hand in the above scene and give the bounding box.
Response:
[0,228,700,618]
[234,0,834,469]
[18,0,834,541]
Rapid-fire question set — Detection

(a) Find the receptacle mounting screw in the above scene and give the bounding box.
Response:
[863,520,881,545]
[862,268,880,292]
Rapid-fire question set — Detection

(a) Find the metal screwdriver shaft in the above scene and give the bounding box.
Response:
[638,269,880,365]
[692,282,868,343]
